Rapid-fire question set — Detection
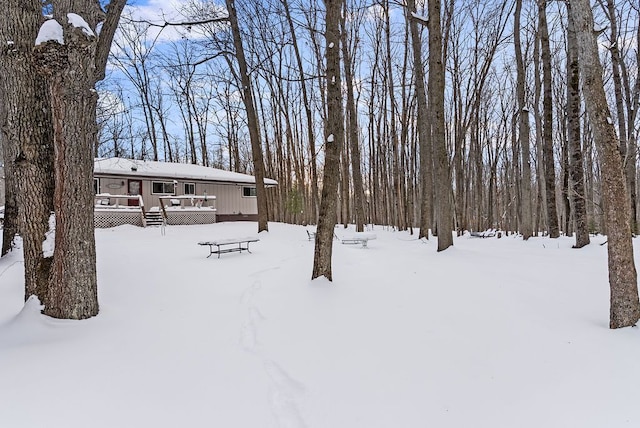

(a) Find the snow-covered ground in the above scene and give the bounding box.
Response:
[1,222,639,428]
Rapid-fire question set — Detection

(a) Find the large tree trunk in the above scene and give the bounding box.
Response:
[566,6,590,249]
[226,0,269,232]
[0,0,55,301]
[312,0,344,281]
[514,0,533,240]
[569,0,639,328]
[429,0,454,251]
[36,7,99,319]
[33,0,125,319]
[539,0,559,238]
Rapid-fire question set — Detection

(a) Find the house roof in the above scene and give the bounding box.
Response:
[94,158,278,186]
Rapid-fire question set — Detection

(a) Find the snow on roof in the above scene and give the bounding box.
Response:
[94,158,278,186]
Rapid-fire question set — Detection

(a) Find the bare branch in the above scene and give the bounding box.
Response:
[131,16,229,29]
[95,0,127,82]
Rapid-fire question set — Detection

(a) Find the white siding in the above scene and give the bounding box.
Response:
[95,174,258,215]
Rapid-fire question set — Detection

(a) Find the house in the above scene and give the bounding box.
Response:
[93,157,277,228]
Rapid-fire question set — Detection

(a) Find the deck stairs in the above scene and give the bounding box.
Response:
[144,210,164,227]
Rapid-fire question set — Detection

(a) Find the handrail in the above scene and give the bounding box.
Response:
[94,193,146,226]
[138,195,146,227]
[158,197,168,222]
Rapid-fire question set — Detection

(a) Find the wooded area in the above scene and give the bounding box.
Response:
[1,0,639,326]
[93,0,640,240]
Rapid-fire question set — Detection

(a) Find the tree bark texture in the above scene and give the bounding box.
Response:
[566,7,590,249]
[0,0,55,300]
[514,0,533,240]
[604,0,637,234]
[35,10,98,319]
[429,0,454,251]
[538,0,559,238]
[312,0,344,281]
[407,0,432,240]
[0,148,19,257]
[569,0,639,328]
[34,0,125,319]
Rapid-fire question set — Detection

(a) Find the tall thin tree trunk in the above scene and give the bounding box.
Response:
[566,6,590,248]
[226,0,269,232]
[312,0,344,281]
[569,0,639,328]
[282,0,319,223]
[341,4,365,232]
[429,0,454,251]
[604,0,637,234]
[407,0,432,239]
[514,0,533,240]
[539,0,559,238]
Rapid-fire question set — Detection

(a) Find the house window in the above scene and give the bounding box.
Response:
[152,181,176,194]
[243,186,257,197]
[184,183,196,195]
[94,178,99,194]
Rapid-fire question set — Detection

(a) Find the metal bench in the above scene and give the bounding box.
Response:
[198,237,260,258]
[341,232,377,248]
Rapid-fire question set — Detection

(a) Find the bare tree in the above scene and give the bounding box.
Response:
[429,0,454,251]
[569,0,639,328]
[514,0,534,240]
[225,0,269,232]
[312,0,344,280]
[406,0,433,240]
[341,0,366,232]
[111,16,163,161]
[566,5,590,248]
[538,0,559,238]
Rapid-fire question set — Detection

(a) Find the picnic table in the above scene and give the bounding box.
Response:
[341,232,377,248]
[198,237,259,258]
[469,229,496,238]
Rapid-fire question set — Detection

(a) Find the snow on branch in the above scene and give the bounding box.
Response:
[411,12,429,26]
[35,19,64,46]
[67,13,95,37]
